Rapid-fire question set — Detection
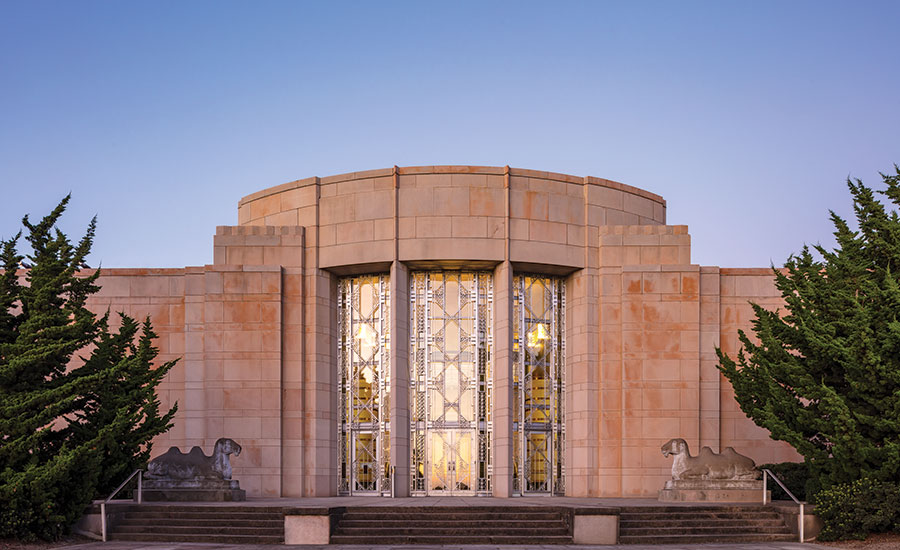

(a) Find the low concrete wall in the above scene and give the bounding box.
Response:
[284,515,331,545]
[572,510,619,544]
[74,502,128,541]
[72,505,103,540]
[771,502,823,542]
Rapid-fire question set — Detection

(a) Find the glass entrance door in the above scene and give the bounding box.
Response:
[338,275,391,495]
[410,272,492,496]
[513,274,565,495]
[428,430,473,493]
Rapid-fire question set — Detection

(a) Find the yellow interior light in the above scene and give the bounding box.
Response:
[526,323,550,351]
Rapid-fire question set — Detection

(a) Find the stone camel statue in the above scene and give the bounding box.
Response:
[660,438,759,481]
[147,437,242,480]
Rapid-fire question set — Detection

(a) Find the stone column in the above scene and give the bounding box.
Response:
[389,261,410,497]
[492,260,514,497]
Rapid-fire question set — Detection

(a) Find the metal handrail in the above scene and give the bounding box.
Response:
[762,468,805,543]
[100,469,143,542]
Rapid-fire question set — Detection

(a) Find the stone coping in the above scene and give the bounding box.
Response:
[237,165,665,207]
[12,265,783,276]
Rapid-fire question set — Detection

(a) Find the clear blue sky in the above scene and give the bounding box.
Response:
[2,1,898,269]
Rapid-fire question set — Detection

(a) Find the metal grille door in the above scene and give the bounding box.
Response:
[338,275,391,495]
[410,272,492,495]
[513,274,565,495]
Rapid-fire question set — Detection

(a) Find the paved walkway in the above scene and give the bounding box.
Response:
[57,542,833,550]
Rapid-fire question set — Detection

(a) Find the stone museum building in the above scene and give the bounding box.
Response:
[84,165,798,499]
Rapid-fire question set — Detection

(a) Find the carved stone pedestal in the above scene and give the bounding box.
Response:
[658,479,768,502]
[142,478,246,502]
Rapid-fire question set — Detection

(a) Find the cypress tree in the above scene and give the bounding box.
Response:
[717,166,900,492]
[69,314,177,496]
[0,197,177,539]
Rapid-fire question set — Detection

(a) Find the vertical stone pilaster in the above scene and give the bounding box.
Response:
[566,266,601,496]
[182,268,207,448]
[301,268,337,496]
[564,182,603,497]
[492,260,514,497]
[699,266,722,451]
[389,261,410,497]
[597,264,623,497]
[280,228,306,496]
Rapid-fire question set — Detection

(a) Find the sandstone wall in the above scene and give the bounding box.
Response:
[78,166,797,498]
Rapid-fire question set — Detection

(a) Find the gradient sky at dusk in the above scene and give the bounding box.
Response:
[2,1,899,269]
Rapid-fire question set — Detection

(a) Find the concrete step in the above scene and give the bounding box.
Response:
[112,525,283,536]
[116,510,283,520]
[330,535,574,545]
[115,518,283,527]
[619,505,772,513]
[332,505,573,545]
[334,526,571,536]
[617,504,793,545]
[620,511,782,521]
[110,533,283,544]
[340,511,566,520]
[107,505,285,544]
[113,505,287,513]
[620,525,791,536]
[620,518,788,528]
[619,533,797,544]
[338,518,566,528]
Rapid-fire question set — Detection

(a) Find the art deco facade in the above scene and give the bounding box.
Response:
[85,166,798,498]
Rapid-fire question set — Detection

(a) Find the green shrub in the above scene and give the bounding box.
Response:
[813,478,900,540]
[760,462,810,501]
[0,444,102,541]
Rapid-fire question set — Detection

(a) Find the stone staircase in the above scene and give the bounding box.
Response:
[618,505,795,544]
[107,504,284,544]
[331,506,573,544]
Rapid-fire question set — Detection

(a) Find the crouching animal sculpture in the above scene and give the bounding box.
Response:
[144,438,245,501]
[148,437,242,481]
[660,438,759,481]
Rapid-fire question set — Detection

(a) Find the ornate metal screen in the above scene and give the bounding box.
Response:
[338,275,391,495]
[513,274,565,495]
[410,272,493,495]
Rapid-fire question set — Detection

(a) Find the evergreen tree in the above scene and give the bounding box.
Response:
[0,197,176,539]
[717,166,900,492]
[69,314,177,496]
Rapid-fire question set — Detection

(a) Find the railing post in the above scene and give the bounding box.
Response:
[137,470,142,504]
[762,469,806,544]
[100,502,107,542]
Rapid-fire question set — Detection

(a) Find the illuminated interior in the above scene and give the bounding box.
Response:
[410,271,493,495]
[339,271,563,497]
[513,274,565,495]
[338,275,391,495]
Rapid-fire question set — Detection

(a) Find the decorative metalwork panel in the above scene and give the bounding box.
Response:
[410,271,492,495]
[513,275,565,495]
[338,275,391,495]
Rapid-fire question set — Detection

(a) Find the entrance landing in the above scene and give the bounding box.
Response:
[120,496,760,509]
